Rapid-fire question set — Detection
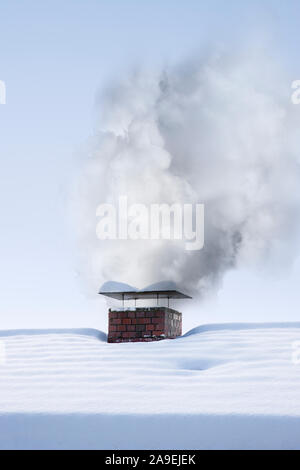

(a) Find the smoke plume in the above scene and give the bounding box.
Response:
[73,46,300,298]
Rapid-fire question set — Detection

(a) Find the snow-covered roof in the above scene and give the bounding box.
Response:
[1,323,300,449]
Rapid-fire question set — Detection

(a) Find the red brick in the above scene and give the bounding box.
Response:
[146,324,154,331]
[119,312,129,318]
[136,318,150,324]
[153,331,164,336]
[153,311,164,317]
[136,324,146,331]
[122,332,136,338]
[111,318,122,325]
[109,312,119,319]
[117,325,126,332]
[153,323,164,331]
[109,325,117,332]
[122,318,131,325]
[108,331,121,338]
[127,325,136,331]
[152,317,164,324]
[128,312,136,318]
[136,311,145,318]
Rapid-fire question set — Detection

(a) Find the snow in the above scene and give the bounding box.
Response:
[0,323,300,449]
[99,281,137,292]
[100,280,180,293]
[110,307,137,312]
[140,280,179,291]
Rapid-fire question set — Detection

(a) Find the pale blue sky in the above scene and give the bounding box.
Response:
[0,0,300,331]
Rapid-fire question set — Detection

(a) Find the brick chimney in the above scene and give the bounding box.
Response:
[99,281,191,344]
[108,307,182,343]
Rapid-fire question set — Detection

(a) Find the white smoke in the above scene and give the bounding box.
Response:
[72,46,300,298]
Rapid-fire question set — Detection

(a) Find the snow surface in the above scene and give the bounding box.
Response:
[0,323,300,449]
[140,280,179,291]
[99,281,137,292]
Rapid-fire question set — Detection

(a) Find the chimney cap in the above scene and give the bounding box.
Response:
[98,280,192,300]
[99,289,191,301]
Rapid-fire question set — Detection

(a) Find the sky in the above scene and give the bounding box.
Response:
[0,0,300,332]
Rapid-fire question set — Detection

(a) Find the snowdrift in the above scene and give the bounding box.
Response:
[0,323,299,449]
